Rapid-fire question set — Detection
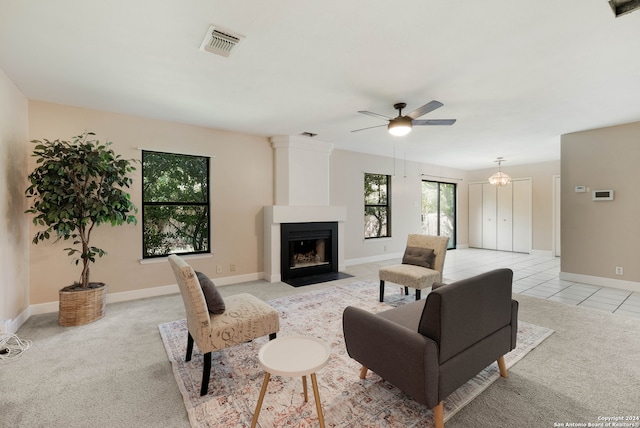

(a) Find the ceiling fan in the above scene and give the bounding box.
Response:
[352,100,456,136]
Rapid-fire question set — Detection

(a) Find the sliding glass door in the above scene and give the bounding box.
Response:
[421,180,456,249]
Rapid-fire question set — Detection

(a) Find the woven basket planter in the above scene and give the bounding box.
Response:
[58,283,107,326]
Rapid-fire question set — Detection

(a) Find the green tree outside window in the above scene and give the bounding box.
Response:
[142,151,210,257]
[364,173,391,238]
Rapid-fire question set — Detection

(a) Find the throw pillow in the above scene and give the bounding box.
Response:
[402,246,435,269]
[195,271,226,314]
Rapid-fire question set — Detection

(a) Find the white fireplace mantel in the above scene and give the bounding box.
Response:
[263,205,347,283]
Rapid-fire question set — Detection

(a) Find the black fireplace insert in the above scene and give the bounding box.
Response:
[280,222,338,283]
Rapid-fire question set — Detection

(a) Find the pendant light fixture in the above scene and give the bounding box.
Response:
[488,157,511,186]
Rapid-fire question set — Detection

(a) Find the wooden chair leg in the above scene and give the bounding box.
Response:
[497,355,508,378]
[379,280,385,302]
[200,352,211,396]
[433,401,444,428]
[186,332,194,362]
[415,289,421,300]
[359,365,368,379]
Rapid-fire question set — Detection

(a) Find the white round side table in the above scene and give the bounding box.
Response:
[250,335,331,428]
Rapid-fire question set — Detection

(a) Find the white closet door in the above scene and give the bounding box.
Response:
[482,183,497,249]
[512,179,532,253]
[497,182,513,251]
[468,183,483,248]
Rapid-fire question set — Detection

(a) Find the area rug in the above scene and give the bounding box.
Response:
[158,280,554,427]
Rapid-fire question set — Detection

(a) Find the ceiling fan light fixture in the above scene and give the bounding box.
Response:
[388,118,413,136]
[488,157,511,186]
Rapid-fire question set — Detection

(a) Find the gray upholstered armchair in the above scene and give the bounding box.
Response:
[343,269,518,428]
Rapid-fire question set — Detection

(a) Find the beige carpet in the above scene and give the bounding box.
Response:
[159,280,554,427]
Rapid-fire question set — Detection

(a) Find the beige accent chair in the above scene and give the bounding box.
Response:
[168,255,280,396]
[378,234,449,302]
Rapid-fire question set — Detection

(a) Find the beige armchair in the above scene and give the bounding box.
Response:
[379,234,449,302]
[168,255,280,396]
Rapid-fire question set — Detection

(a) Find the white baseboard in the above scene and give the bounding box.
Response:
[345,252,403,266]
[214,272,263,286]
[560,272,640,292]
[2,310,30,335]
[530,249,553,257]
[263,273,280,283]
[10,272,266,332]
[106,284,179,304]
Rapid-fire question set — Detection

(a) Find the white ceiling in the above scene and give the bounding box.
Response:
[2,0,640,170]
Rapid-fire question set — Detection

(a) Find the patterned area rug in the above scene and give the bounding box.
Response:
[158,280,554,427]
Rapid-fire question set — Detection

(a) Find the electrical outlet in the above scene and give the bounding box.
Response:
[615,266,623,275]
[216,265,223,274]
[230,264,236,272]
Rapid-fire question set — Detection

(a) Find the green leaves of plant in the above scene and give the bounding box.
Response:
[25,132,138,288]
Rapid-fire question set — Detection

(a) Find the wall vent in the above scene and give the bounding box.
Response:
[199,25,244,57]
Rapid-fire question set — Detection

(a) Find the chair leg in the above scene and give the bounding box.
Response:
[186,332,194,362]
[497,355,508,378]
[379,280,385,302]
[433,401,444,428]
[404,286,409,296]
[269,332,277,340]
[359,365,368,379]
[415,289,421,300]
[200,352,211,396]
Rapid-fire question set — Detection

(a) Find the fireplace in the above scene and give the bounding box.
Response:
[280,222,338,282]
[263,135,347,284]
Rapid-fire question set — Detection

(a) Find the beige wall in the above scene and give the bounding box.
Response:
[28,101,273,305]
[466,160,560,253]
[12,96,564,312]
[329,149,468,261]
[0,67,30,322]
[561,122,640,284]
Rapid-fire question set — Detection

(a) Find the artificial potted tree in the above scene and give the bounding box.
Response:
[25,132,138,326]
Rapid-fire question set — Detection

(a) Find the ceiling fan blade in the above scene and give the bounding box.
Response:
[407,100,444,119]
[351,124,388,133]
[413,119,456,126]
[358,110,391,121]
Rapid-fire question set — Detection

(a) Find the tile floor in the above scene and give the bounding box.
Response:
[439,248,640,319]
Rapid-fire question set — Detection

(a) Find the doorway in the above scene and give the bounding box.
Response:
[421,180,456,249]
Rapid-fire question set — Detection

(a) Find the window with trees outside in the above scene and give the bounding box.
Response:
[142,151,210,258]
[364,173,391,239]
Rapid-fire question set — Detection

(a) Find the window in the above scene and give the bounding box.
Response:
[364,173,391,238]
[142,151,210,258]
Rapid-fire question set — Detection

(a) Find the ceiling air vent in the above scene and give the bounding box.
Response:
[199,25,244,57]
[609,0,640,17]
